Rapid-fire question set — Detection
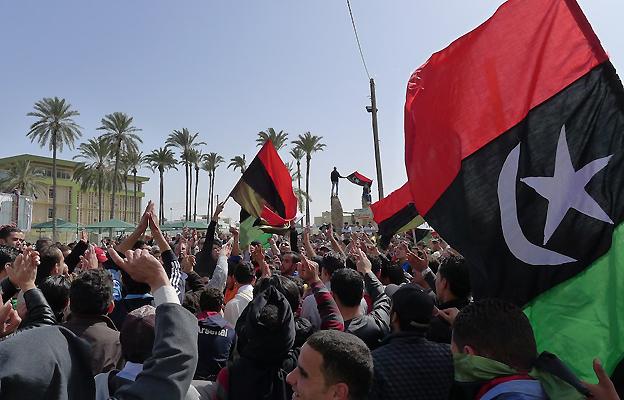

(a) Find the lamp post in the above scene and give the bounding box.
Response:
[169,207,173,222]
[76,206,80,241]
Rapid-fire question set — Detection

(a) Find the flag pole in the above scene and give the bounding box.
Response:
[368,78,384,200]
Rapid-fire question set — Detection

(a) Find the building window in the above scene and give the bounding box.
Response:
[49,188,54,199]
[48,208,53,219]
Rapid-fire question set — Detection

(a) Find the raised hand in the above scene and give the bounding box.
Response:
[220,239,233,258]
[108,248,169,291]
[180,254,196,273]
[212,201,225,222]
[5,248,39,291]
[407,249,428,272]
[438,308,460,325]
[583,359,620,400]
[0,300,21,338]
[298,256,320,284]
[79,244,100,270]
[350,247,372,275]
[229,226,239,237]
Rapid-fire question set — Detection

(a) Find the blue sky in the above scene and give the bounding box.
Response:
[1,0,622,222]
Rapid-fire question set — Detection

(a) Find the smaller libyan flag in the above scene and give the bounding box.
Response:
[239,209,273,249]
[370,182,423,249]
[229,140,298,226]
[346,171,373,187]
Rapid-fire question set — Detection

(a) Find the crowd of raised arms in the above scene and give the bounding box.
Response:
[0,200,619,400]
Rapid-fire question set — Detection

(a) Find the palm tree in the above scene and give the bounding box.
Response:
[290,147,304,226]
[201,152,224,217]
[292,132,326,225]
[97,112,142,224]
[145,148,178,222]
[256,128,289,151]
[166,128,204,220]
[73,137,113,222]
[0,160,46,198]
[228,155,247,174]
[121,149,144,222]
[286,161,309,216]
[27,97,82,240]
[186,148,203,222]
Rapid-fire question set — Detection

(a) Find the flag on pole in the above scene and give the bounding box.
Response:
[346,171,373,187]
[230,141,298,226]
[370,183,423,248]
[404,0,623,380]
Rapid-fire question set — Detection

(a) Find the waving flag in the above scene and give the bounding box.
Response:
[370,183,423,248]
[346,171,373,187]
[404,0,624,380]
[230,141,297,226]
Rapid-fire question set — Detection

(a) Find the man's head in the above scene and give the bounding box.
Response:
[254,275,301,314]
[380,263,407,286]
[234,262,255,285]
[199,287,225,313]
[435,255,471,303]
[36,245,66,285]
[0,226,24,248]
[39,275,71,322]
[69,270,114,316]
[280,252,301,276]
[452,299,538,371]
[390,284,434,332]
[279,240,291,254]
[0,245,21,271]
[330,268,363,309]
[319,252,345,283]
[333,167,337,171]
[211,239,222,261]
[287,330,373,400]
[120,305,156,364]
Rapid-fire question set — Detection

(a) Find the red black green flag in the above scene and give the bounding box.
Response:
[230,141,297,226]
[405,0,624,381]
[370,183,423,248]
[346,171,373,187]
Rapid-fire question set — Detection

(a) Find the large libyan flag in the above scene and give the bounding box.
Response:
[404,0,624,381]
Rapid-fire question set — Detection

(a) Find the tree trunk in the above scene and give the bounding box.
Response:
[111,138,121,238]
[98,175,103,222]
[189,163,194,221]
[124,175,128,222]
[193,166,199,222]
[185,162,189,220]
[305,155,311,226]
[159,168,165,223]
[52,131,58,242]
[207,171,212,219]
[133,171,138,223]
[211,170,216,217]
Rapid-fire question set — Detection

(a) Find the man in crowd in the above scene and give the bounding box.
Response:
[286,329,373,400]
[331,248,391,349]
[428,255,471,344]
[223,262,255,326]
[195,287,236,381]
[0,226,24,248]
[63,269,124,374]
[370,284,453,399]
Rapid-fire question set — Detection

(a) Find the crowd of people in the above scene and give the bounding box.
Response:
[0,200,620,400]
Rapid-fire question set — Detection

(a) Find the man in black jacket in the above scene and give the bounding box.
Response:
[370,284,453,400]
[332,249,391,349]
[195,202,224,278]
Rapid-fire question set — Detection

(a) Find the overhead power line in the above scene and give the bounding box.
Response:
[346,0,371,80]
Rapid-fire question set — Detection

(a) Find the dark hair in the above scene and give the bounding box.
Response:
[453,299,537,371]
[69,270,114,316]
[35,238,53,253]
[132,240,147,250]
[331,268,363,307]
[36,245,63,286]
[254,275,301,313]
[121,269,151,295]
[199,287,224,312]
[183,292,200,314]
[319,252,345,276]
[283,251,301,264]
[0,226,21,241]
[234,262,255,285]
[438,256,471,299]
[0,245,20,266]
[39,275,71,322]
[306,330,373,400]
[380,264,407,285]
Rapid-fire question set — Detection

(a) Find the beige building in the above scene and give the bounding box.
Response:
[0,154,149,228]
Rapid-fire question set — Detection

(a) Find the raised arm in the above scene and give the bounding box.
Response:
[302,226,316,259]
[116,203,150,253]
[299,256,344,331]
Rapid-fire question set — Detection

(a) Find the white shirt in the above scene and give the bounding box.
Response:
[224,284,254,326]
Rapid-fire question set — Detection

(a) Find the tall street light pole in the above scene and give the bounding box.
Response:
[366,78,384,200]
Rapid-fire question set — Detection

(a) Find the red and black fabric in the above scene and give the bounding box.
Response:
[404,0,623,304]
[370,183,420,248]
[230,141,297,226]
[346,171,373,187]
